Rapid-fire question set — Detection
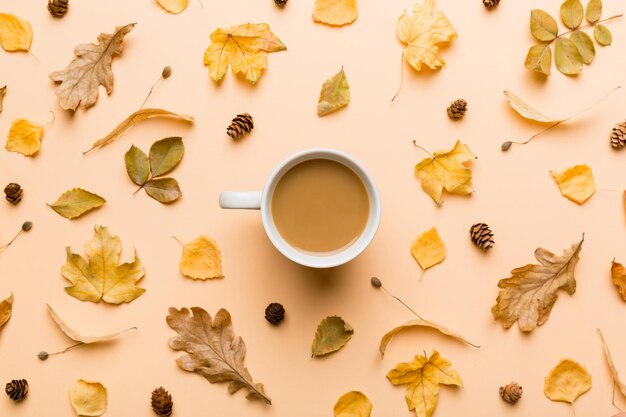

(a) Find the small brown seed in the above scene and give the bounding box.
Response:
[501,141,512,151]
[371,277,382,288]
[37,351,49,361]
[162,66,172,79]
[21,221,33,232]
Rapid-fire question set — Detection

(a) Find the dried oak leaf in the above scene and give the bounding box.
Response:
[50,23,135,111]
[313,0,358,26]
[5,118,44,156]
[62,225,146,304]
[598,329,626,398]
[167,307,271,404]
[611,260,626,301]
[544,359,591,406]
[411,227,446,271]
[334,391,372,417]
[397,0,458,72]
[317,67,350,117]
[492,237,584,332]
[203,23,286,84]
[312,316,354,357]
[48,188,106,220]
[0,13,32,52]
[0,293,13,335]
[387,350,463,417]
[70,379,107,417]
[177,236,224,280]
[0,86,6,113]
[156,0,188,14]
[550,164,595,205]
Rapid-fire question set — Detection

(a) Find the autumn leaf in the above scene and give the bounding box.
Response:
[560,0,583,29]
[149,136,184,177]
[492,237,584,332]
[144,178,181,203]
[167,307,271,404]
[387,350,463,417]
[313,0,358,26]
[0,293,13,335]
[5,118,44,156]
[48,188,106,220]
[156,0,188,14]
[70,380,107,417]
[544,359,591,406]
[317,68,350,117]
[203,23,286,84]
[550,164,595,204]
[530,9,558,42]
[414,141,475,205]
[586,0,602,23]
[125,145,149,186]
[611,260,626,301]
[334,391,372,417]
[525,44,552,76]
[503,91,564,123]
[570,31,595,64]
[594,24,612,45]
[50,24,135,111]
[0,13,33,52]
[85,109,194,154]
[555,37,583,75]
[411,227,445,271]
[0,86,6,113]
[598,329,626,397]
[312,316,354,357]
[62,225,146,304]
[176,236,224,280]
[397,0,457,72]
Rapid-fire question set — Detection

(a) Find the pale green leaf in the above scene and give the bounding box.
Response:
[586,0,602,23]
[525,44,552,75]
[124,145,149,186]
[144,178,181,203]
[149,136,184,177]
[570,31,595,64]
[555,37,583,75]
[49,188,106,220]
[560,0,583,29]
[530,9,558,41]
[312,316,353,357]
[317,68,350,117]
[334,391,372,417]
[594,24,612,45]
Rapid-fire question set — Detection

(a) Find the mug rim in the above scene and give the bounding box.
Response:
[260,148,381,268]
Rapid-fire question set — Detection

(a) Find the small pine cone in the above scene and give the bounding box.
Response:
[265,302,285,325]
[483,0,500,9]
[151,387,173,417]
[5,379,28,402]
[48,0,69,17]
[226,113,254,140]
[610,121,626,149]
[4,183,23,204]
[447,99,467,121]
[470,223,495,251]
[274,0,288,5]
[499,382,522,404]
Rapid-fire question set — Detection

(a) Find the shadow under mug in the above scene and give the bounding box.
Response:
[219,148,381,268]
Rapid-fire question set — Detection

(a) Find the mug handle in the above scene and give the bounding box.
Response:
[219,192,262,210]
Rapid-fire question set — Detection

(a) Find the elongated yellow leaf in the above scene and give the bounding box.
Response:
[586,0,602,23]
[334,391,372,417]
[555,37,583,75]
[47,304,135,345]
[550,164,595,205]
[530,9,558,41]
[544,359,591,405]
[85,108,194,154]
[312,316,353,357]
[598,330,626,397]
[5,118,44,156]
[70,380,107,417]
[560,0,583,29]
[49,188,106,220]
[317,68,350,117]
[313,0,358,26]
[570,31,595,64]
[0,293,13,335]
[178,236,224,280]
[0,13,32,52]
[503,91,564,123]
[156,0,188,14]
[594,24,612,45]
[411,227,446,271]
[525,44,552,75]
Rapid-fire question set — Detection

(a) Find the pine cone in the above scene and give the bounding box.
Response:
[151,387,173,417]
[5,379,28,402]
[470,223,494,251]
[499,382,522,404]
[48,0,69,17]
[265,302,285,325]
[610,120,626,149]
[447,99,467,121]
[4,183,23,204]
[226,113,254,140]
[275,0,288,5]
[483,0,500,9]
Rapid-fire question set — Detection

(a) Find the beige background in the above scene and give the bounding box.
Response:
[0,0,625,415]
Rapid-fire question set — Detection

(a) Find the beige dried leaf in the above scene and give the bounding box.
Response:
[0,293,13,334]
[503,91,564,123]
[317,67,350,117]
[69,379,107,416]
[156,0,188,14]
[598,329,626,397]
[47,304,135,345]
[544,359,591,405]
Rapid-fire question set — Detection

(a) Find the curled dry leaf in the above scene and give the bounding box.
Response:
[411,227,446,271]
[317,68,350,117]
[611,260,626,301]
[177,236,224,280]
[312,316,354,357]
[397,0,457,72]
[550,164,595,205]
[48,188,106,220]
[387,350,463,417]
[503,91,564,123]
[5,119,44,156]
[203,23,286,84]
[62,225,146,304]
[167,307,271,404]
[492,237,584,332]
[156,0,188,14]
[69,379,107,417]
[85,109,194,154]
[0,293,13,334]
[313,0,358,26]
[0,85,6,113]
[544,359,591,405]
[0,13,33,52]
[598,329,626,398]
[334,391,372,417]
[50,24,135,111]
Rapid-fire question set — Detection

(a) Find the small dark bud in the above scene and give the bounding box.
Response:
[501,141,512,151]
[371,277,382,288]
[37,351,49,361]
[21,221,32,232]
[162,66,172,79]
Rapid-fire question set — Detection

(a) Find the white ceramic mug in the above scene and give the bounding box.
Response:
[219,148,381,268]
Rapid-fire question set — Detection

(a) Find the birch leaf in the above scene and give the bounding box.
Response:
[550,164,595,205]
[0,86,6,113]
[317,68,350,117]
[156,0,188,14]
[313,0,358,26]
[85,108,194,154]
[178,236,223,280]
[503,91,564,123]
[47,304,135,345]
[525,44,552,75]
[411,227,445,271]
[544,359,591,405]
[5,118,44,156]
[334,391,372,417]
[594,25,612,45]
[149,136,184,177]
[570,31,595,64]
[69,380,107,417]
[144,178,181,203]
[312,316,353,357]
[598,330,626,397]
[0,13,33,52]
[530,9,558,41]
[50,24,135,111]
[560,0,584,29]
[49,188,106,220]
[555,37,583,75]
[611,260,626,301]
[586,0,602,23]
[0,293,13,335]
[124,145,150,186]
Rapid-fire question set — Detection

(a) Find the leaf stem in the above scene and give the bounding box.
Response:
[0,229,23,250]
[391,54,404,102]
[171,236,184,246]
[556,14,623,40]
[380,285,425,320]
[412,140,435,159]
[139,75,163,110]
[43,111,56,128]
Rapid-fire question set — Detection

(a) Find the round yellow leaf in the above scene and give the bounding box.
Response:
[334,391,372,417]
[156,0,188,14]
[178,236,224,280]
[313,0,358,26]
[5,118,44,156]
[0,13,33,52]
[411,227,446,271]
[544,359,591,404]
[69,380,107,417]
[550,164,595,205]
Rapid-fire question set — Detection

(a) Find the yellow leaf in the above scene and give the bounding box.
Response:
[48,188,106,220]
[47,304,135,345]
[387,350,463,417]
[156,0,188,14]
[0,13,32,52]
[5,118,44,156]
[570,31,595,64]
[312,316,354,357]
[530,9,558,42]
[560,0,583,29]
[411,227,445,271]
[544,359,591,405]
[317,67,350,117]
[503,91,564,123]
[525,44,552,76]
[586,0,602,23]
[611,260,626,302]
[69,379,107,417]
[313,0,358,26]
[594,24,612,46]
[203,23,286,84]
[550,164,595,205]
[598,329,626,398]
[555,37,583,75]
[0,293,13,335]
[414,141,475,205]
[397,0,457,72]
[62,225,146,304]
[334,391,372,417]
[0,85,6,113]
[177,236,224,280]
